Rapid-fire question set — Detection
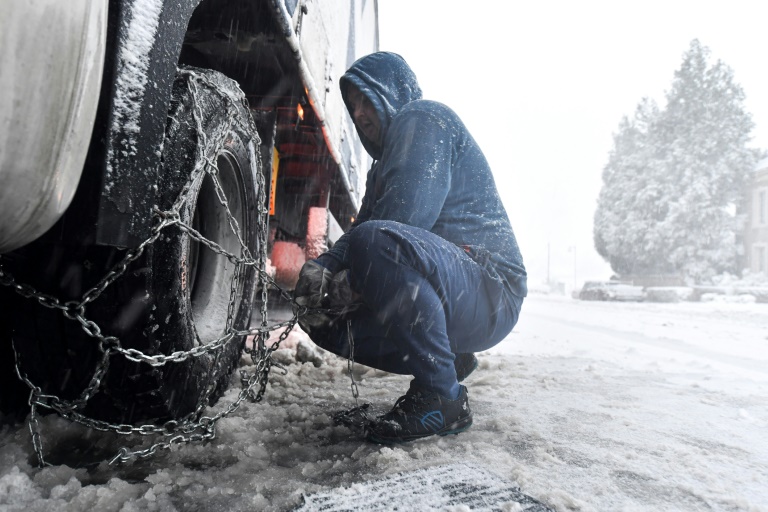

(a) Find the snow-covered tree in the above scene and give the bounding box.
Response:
[594,39,759,283]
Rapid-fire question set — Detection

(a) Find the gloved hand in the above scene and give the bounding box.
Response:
[328,269,363,310]
[295,260,332,308]
[294,260,333,332]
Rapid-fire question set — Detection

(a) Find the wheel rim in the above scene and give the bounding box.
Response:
[187,151,249,345]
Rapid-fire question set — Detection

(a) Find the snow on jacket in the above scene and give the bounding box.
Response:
[317,51,527,298]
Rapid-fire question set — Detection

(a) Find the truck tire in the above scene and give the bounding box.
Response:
[0,287,30,422]
[6,68,262,424]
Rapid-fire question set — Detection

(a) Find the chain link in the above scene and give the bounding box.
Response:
[347,319,360,405]
[330,318,374,435]
[0,68,312,467]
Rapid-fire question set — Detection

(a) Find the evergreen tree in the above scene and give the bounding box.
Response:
[594,39,759,283]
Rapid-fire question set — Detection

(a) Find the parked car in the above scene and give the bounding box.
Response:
[578,281,645,302]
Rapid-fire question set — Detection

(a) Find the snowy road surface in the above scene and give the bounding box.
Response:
[1,294,767,511]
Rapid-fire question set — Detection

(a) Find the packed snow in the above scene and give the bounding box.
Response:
[107,0,163,173]
[1,294,767,511]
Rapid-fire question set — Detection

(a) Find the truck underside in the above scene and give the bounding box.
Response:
[181,0,362,285]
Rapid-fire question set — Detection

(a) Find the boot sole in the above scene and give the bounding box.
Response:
[367,416,473,445]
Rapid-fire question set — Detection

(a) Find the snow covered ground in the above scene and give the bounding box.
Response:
[1,294,767,511]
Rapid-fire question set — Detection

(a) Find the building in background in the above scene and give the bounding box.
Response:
[744,158,768,275]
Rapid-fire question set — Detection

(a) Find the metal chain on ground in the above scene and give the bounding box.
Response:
[0,68,314,466]
[331,319,374,436]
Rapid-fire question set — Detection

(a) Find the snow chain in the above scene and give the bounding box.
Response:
[330,319,375,437]
[0,68,317,467]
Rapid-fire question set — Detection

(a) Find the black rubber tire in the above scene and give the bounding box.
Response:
[4,68,262,424]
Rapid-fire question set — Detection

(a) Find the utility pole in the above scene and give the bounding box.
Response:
[572,245,577,290]
[547,242,550,285]
[567,245,577,291]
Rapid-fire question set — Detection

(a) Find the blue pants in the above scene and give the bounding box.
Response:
[308,220,523,399]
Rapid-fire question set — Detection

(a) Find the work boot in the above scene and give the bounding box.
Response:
[454,353,478,382]
[367,383,473,444]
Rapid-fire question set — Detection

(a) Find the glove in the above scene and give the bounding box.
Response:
[328,270,363,311]
[294,260,332,308]
[295,260,333,332]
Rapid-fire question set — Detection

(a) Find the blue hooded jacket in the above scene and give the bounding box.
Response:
[318,52,527,298]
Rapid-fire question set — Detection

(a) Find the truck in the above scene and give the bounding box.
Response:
[0,0,377,426]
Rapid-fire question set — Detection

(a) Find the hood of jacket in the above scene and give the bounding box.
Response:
[340,52,423,159]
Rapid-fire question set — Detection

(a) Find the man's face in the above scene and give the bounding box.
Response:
[348,86,381,144]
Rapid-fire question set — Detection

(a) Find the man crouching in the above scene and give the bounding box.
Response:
[294,52,527,444]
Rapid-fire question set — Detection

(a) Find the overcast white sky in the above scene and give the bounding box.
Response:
[377,0,768,290]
